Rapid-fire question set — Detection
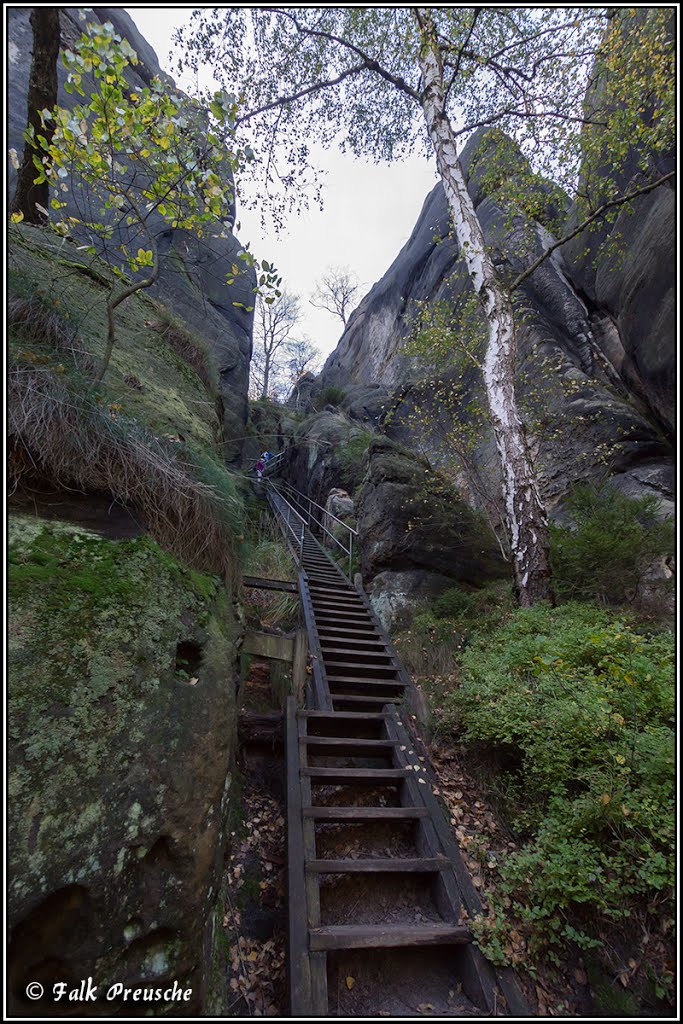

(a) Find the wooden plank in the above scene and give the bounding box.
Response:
[324,661,398,674]
[309,923,471,951]
[327,677,404,689]
[285,698,312,1015]
[317,625,381,638]
[303,767,409,780]
[300,710,388,720]
[319,637,387,648]
[304,806,429,821]
[242,575,298,593]
[292,628,308,706]
[243,630,294,662]
[297,710,329,1016]
[331,694,401,706]
[300,736,395,750]
[307,856,449,873]
[298,573,333,712]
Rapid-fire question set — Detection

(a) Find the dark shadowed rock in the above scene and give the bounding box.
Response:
[356,437,506,586]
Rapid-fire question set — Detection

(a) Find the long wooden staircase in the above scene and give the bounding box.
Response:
[265,480,528,1017]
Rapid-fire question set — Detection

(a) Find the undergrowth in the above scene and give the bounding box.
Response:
[242,508,299,629]
[550,483,674,606]
[450,603,674,986]
[8,362,243,585]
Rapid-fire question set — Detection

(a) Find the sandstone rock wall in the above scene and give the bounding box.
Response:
[318,130,674,516]
[7,7,254,460]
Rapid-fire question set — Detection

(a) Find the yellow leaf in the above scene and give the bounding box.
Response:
[10,211,24,223]
[345,976,355,990]
[248,951,258,961]
[621,804,631,817]
[600,793,611,805]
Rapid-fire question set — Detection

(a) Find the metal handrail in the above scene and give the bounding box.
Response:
[273,479,357,582]
[262,451,286,476]
[267,483,307,564]
[276,479,358,536]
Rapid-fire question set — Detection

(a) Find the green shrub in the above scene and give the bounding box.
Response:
[550,483,673,605]
[432,586,476,619]
[335,429,374,492]
[442,602,674,961]
[314,384,345,409]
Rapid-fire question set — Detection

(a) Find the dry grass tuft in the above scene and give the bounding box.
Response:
[8,364,241,586]
[8,295,95,374]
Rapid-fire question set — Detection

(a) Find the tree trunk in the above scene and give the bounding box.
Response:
[11,8,61,225]
[415,9,553,606]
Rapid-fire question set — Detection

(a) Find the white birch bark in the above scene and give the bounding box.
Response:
[415,8,552,605]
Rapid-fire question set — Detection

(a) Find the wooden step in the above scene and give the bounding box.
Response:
[301,736,395,750]
[319,636,386,648]
[331,694,401,706]
[309,923,471,951]
[307,856,449,873]
[314,613,373,624]
[304,806,429,821]
[317,625,380,638]
[301,739,394,758]
[299,711,388,720]
[327,675,404,688]
[303,767,409,782]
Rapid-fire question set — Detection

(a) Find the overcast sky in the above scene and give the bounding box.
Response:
[125,7,438,359]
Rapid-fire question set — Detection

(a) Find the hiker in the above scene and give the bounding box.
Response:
[256,456,265,479]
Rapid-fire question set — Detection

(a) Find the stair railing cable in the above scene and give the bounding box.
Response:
[266,482,307,566]
[271,479,358,582]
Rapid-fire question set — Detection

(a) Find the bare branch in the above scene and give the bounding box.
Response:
[260,7,422,103]
[234,62,367,127]
[509,171,676,292]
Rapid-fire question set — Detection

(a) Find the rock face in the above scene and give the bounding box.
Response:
[357,438,506,585]
[319,129,675,514]
[8,226,243,1012]
[285,410,376,505]
[8,519,238,1016]
[7,7,254,460]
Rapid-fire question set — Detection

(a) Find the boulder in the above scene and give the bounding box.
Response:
[356,437,506,585]
[8,518,238,1015]
[366,569,457,632]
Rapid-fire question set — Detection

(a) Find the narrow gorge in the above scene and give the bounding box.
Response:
[7,6,675,1019]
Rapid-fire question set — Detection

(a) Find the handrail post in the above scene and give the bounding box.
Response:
[349,531,353,583]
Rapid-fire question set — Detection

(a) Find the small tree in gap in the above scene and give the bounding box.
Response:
[310,265,361,326]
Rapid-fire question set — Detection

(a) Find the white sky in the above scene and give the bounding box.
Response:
[125,7,438,358]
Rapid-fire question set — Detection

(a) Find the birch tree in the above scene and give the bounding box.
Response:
[178,7,674,605]
[251,289,303,399]
[310,266,360,326]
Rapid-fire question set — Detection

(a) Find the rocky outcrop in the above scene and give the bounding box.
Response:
[7,7,254,459]
[319,129,674,514]
[8,224,243,1012]
[285,410,376,505]
[8,518,238,1016]
[357,438,506,586]
[366,569,464,633]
